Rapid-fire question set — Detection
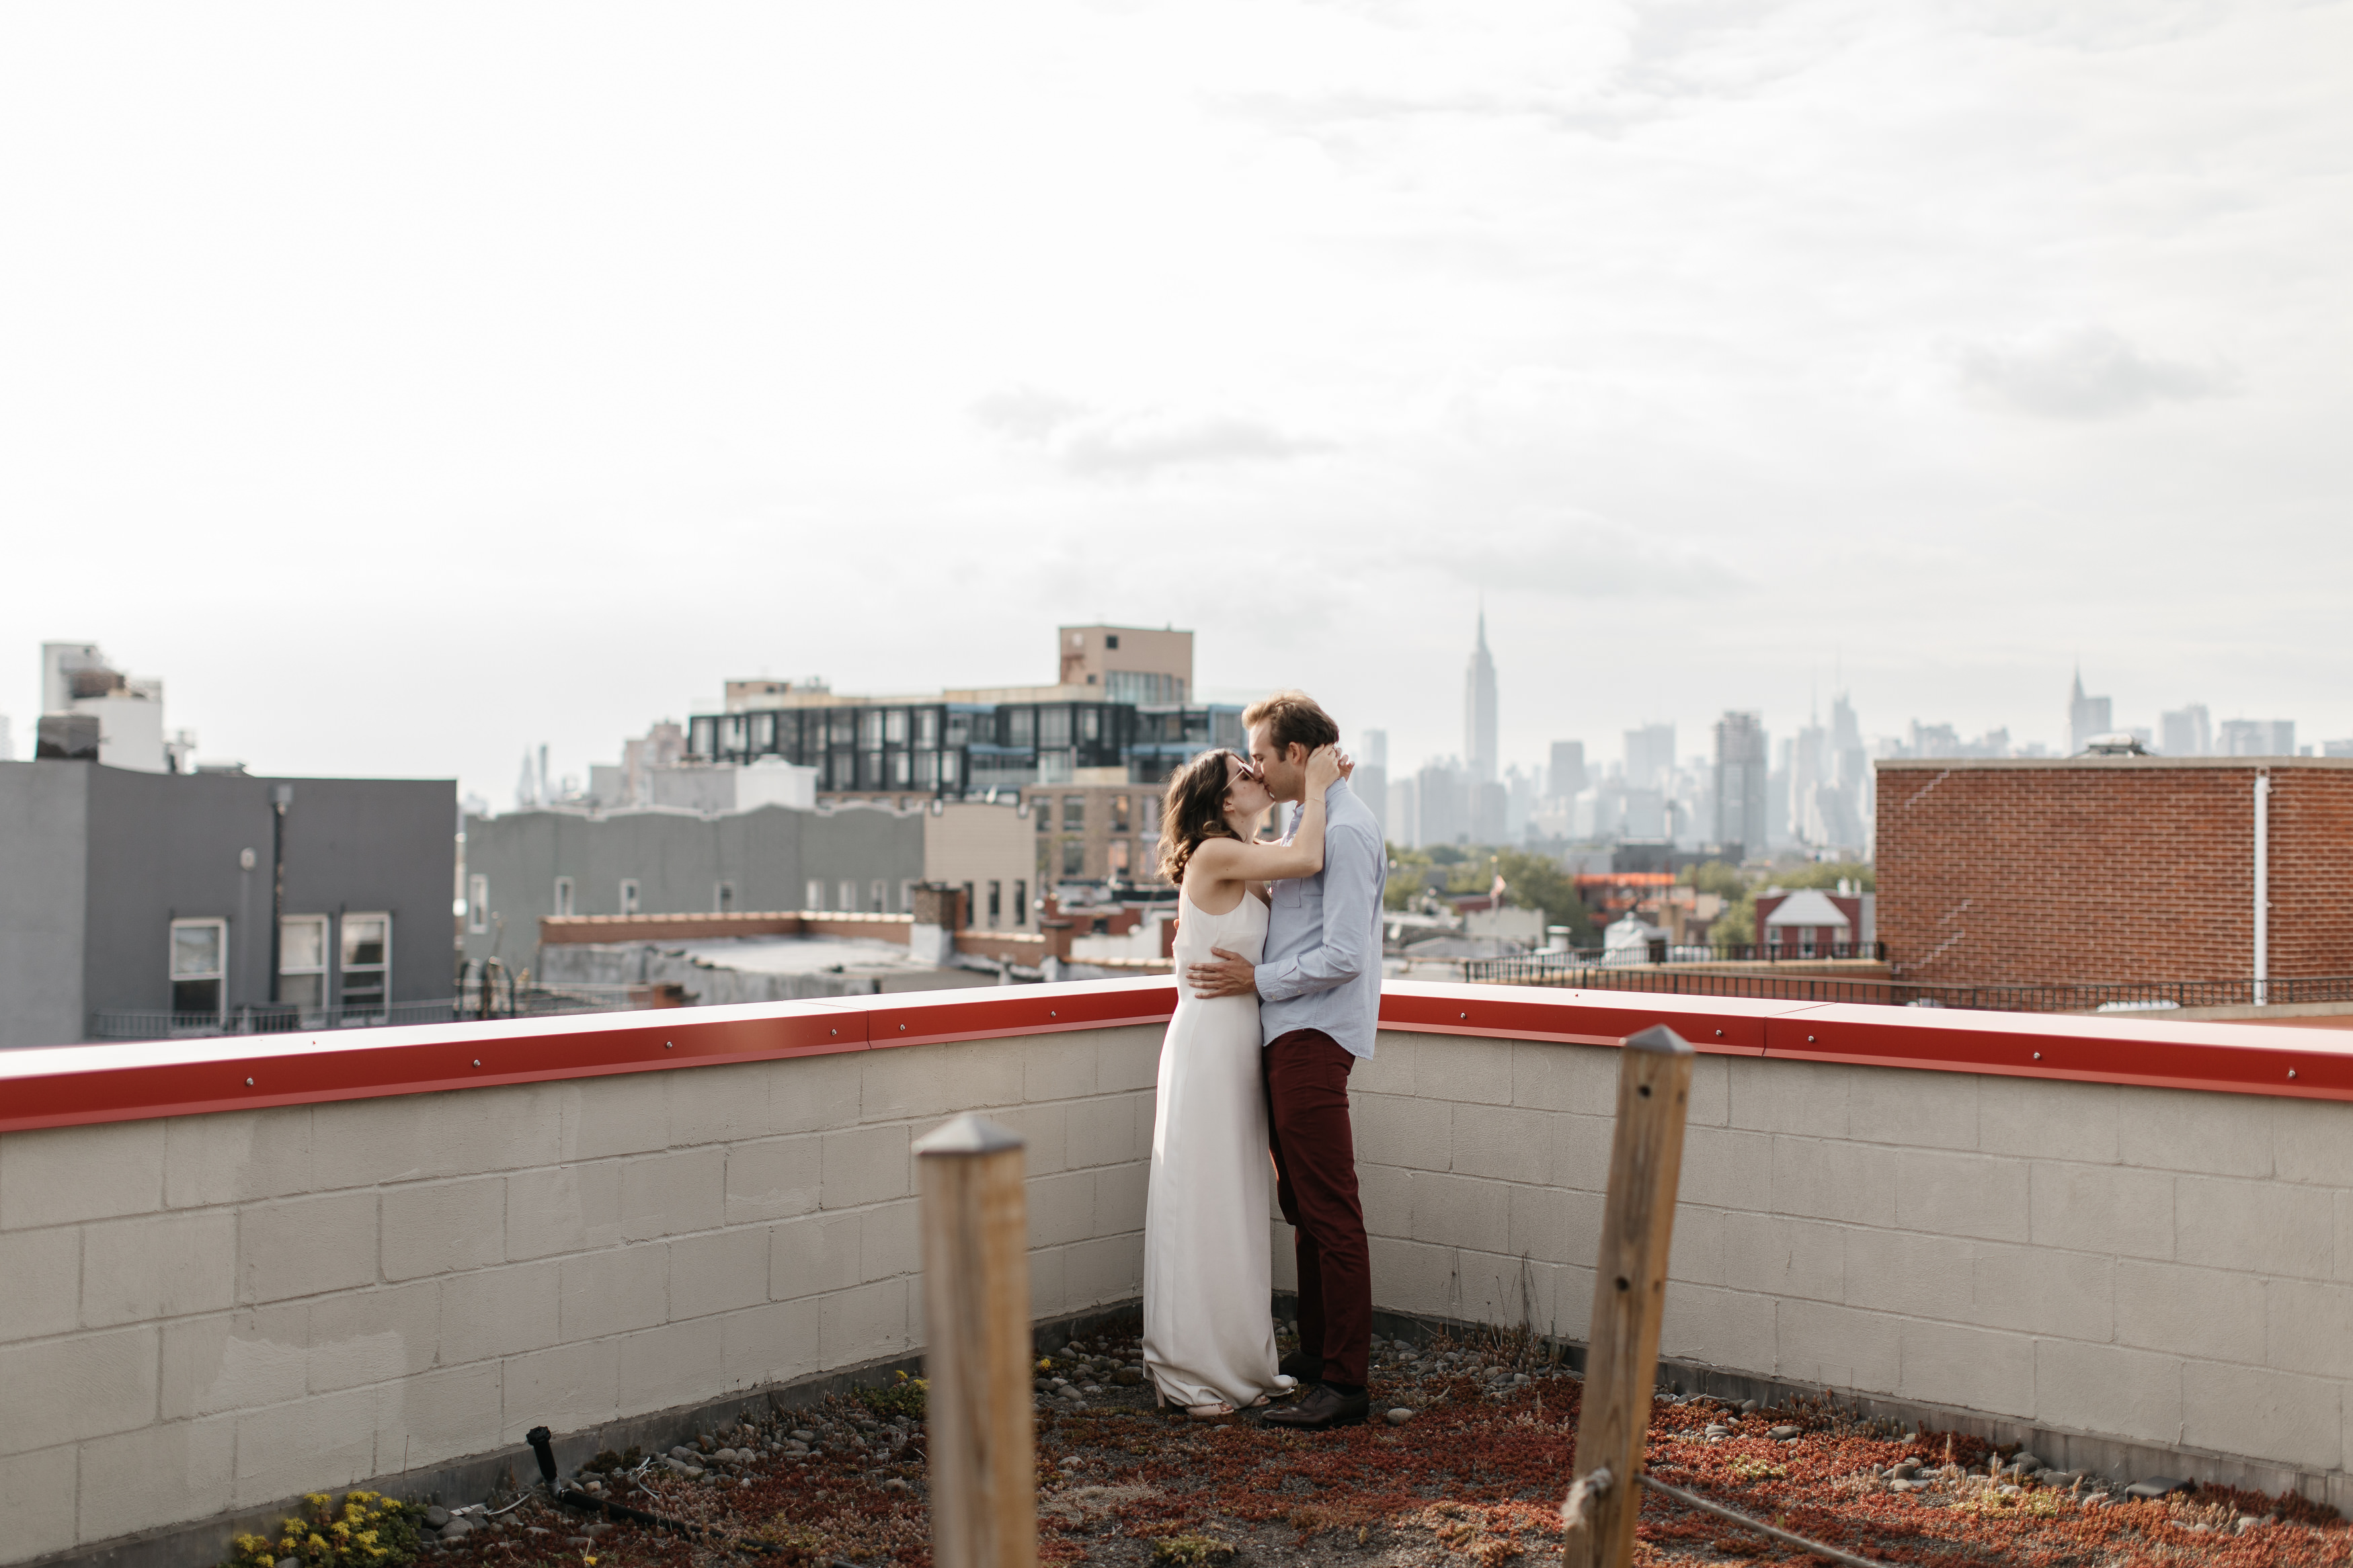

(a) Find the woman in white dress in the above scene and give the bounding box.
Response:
[1142,743,1347,1419]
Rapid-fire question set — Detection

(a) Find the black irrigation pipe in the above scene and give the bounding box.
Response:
[1638,1472,1892,1568]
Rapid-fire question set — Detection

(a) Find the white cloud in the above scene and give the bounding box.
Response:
[973,388,1329,477]
[1954,326,2232,419]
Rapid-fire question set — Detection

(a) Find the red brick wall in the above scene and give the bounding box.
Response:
[1874,759,2353,986]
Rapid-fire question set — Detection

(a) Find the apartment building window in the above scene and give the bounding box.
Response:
[1112,794,1131,831]
[1037,799,1052,832]
[1039,706,1071,748]
[715,881,735,913]
[280,915,328,1020]
[961,882,975,926]
[916,709,939,746]
[870,879,886,911]
[987,880,1002,927]
[1063,796,1084,829]
[1013,880,1027,927]
[340,914,390,1017]
[890,751,910,786]
[619,879,641,915]
[1062,839,1086,876]
[1007,708,1034,747]
[467,874,488,933]
[839,878,856,910]
[805,878,824,909]
[1107,839,1131,878]
[553,876,574,917]
[884,709,909,745]
[170,918,227,1023]
[899,879,916,913]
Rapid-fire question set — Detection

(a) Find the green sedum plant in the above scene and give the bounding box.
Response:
[227,1491,421,1568]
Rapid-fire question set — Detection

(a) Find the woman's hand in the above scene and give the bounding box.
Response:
[1305,744,1344,794]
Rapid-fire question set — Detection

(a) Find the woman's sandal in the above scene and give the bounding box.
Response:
[1185,1401,1237,1421]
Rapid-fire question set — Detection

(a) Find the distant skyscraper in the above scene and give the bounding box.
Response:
[1417,757,1466,847]
[2219,719,2296,757]
[1713,712,1768,855]
[1791,712,1827,845]
[1357,729,1389,840]
[1548,741,1587,800]
[1464,610,1498,786]
[2067,669,2114,755]
[1389,775,1420,850]
[1624,723,1675,789]
[2160,705,2211,757]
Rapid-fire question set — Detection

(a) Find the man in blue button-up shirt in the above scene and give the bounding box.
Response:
[1186,691,1386,1430]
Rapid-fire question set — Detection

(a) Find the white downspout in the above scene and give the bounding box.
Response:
[2254,770,2270,1007]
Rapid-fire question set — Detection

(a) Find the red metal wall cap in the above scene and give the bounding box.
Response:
[5,977,2350,1134]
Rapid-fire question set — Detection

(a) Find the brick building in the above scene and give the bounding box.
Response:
[1875,756,2353,986]
[1021,778,1161,886]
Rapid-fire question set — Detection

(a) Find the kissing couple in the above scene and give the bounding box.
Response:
[1140,691,1386,1430]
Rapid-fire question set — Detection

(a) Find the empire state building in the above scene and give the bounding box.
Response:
[1464,609,1503,840]
[1464,608,1498,785]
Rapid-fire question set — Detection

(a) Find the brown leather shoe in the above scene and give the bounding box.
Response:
[1262,1384,1369,1430]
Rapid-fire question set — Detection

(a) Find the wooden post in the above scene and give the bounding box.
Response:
[1563,1026,1695,1568]
[915,1114,1036,1568]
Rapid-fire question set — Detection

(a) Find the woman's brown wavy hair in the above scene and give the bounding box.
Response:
[1157,749,1246,886]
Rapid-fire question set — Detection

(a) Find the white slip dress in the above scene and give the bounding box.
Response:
[1142,878,1279,1410]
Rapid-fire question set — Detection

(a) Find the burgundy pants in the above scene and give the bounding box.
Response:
[1264,1028,1371,1389]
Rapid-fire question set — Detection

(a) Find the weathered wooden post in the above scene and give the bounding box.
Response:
[915,1114,1036,1568]
[1563,1026,1695,1568]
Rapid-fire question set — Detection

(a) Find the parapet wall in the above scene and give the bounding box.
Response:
[1314,1026,2353,1514]
[0,1012,1158,1565]
[5,981,2350,1565]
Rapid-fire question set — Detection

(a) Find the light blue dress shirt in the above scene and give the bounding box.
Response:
[1254,778,1388,1059]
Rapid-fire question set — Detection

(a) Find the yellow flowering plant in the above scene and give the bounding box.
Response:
[226,1490,421,1568]
[856,1368,928,1420]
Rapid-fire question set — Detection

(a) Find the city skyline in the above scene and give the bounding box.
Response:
[6,620,2342,807]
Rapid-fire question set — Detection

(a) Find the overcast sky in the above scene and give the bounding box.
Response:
[5,1,2348,801]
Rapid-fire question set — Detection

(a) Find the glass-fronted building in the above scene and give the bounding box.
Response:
[686,701,1244,797]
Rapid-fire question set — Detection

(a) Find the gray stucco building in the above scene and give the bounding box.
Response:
[0,761,457,1048]
[458,803,924,972]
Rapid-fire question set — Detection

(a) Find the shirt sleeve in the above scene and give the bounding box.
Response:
[1254,819,1382,1003]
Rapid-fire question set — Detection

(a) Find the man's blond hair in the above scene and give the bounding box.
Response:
[1242,690,1340,757]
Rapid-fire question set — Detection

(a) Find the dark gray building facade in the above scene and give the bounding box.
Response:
[0,761,457,1048]
[458,804,924,971]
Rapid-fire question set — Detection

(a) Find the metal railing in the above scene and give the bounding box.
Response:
[87,983,664,1042]
[1460,943,1886,981]
[1453,963,2353,1015]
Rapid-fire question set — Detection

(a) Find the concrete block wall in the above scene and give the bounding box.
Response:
[0,1026,1160,1566]
[1304,1029,2353,1511]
